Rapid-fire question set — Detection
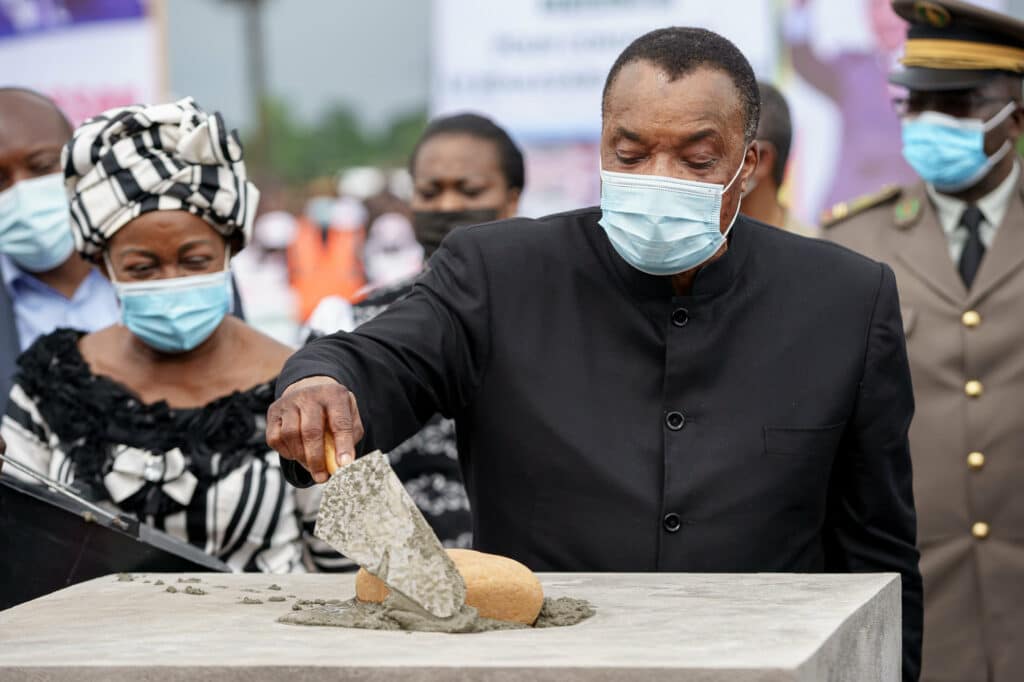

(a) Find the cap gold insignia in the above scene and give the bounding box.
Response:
[914,1,952,28]
[894,197,921,227]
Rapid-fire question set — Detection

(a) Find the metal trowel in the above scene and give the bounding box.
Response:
[315,440,466,618]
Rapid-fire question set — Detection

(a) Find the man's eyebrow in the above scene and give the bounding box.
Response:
[615,126,643,142]
[681,128,720,145]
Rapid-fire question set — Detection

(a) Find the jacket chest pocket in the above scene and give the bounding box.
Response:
[760,422,847,514]
[763,422,846,458]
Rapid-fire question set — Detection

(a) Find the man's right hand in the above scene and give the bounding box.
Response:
[266,376,365,483]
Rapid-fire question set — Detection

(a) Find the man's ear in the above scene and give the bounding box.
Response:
[753,141,777,185]
[739,141,762,196]
[1007,101,1024,142]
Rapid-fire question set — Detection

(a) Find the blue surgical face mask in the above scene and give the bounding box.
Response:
[106,248,233,353]
[901,101,1016,193]
[0,172,76,272]
[599,159,745,276]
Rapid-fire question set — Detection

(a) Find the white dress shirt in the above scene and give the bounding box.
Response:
[926,162,1020,264]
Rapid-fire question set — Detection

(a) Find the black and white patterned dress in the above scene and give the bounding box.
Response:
[0,329,350,573]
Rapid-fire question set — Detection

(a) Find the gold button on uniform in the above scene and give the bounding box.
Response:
[961,310,982,328]
[972,522,990,539]
[965,380,984,397]
[967,451,985,470]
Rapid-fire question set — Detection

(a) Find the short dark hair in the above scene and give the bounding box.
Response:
[602,27,760,142]
[409,113,525,191]
[756,82,792,187]
[0,86,73,136]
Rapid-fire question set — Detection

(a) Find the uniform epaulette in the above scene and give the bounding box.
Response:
[820,185,902,229]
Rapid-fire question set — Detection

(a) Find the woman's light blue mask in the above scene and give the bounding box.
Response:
[0,172,76,272]
[599,160,745,276]
[106,249,233,353]
[901,101,1016,193]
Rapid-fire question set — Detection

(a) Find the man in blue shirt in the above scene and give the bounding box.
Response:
[0,88,119,408]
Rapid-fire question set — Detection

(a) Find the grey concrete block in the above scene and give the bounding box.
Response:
[0,572,900,681]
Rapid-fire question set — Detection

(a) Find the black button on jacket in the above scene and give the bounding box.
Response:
[278,209,922,680]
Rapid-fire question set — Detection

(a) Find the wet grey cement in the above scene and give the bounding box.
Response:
[0,572,900,681]
[280,594,594,632]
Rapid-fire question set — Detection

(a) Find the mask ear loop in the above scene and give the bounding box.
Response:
[982,100,1018,132]
[722,144,756,237]
[102,251,122,285]
[223,243,235,315]
[979,101,1020,170]
[722,150,749,194]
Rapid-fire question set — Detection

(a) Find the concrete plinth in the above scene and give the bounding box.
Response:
[0,572,900,681]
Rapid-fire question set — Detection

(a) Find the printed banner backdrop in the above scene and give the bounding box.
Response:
[0,0,160,127]
[431,0,1005,223]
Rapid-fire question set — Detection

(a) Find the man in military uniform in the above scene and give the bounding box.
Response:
[826,2,1024,680]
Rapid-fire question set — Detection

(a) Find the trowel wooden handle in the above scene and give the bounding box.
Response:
[324,433,338,475]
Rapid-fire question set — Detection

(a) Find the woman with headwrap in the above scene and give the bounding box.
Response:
[0,98,348,573]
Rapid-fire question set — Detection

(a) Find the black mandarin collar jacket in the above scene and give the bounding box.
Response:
[278,208,921,680]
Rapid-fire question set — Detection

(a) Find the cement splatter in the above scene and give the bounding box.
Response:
[279,594,594,633]
[534,597,596,628]
[241,596,263,605]
[184,586,207,596]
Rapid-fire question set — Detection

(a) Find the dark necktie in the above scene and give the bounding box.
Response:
[958,205,985,289]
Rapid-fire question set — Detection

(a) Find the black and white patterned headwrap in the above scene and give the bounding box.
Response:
[63,97,260,259]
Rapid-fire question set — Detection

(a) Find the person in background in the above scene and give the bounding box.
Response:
[288,181,366,321]
[232,210,301,346]
[409,113,524,258]
[0,87,119,409]
[0,98,347,573]
[825,2,1024,679]
[362,212,423,289]
[305,112,525,548]
[741,82,816,236]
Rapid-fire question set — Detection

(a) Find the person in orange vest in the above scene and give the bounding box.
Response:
[288,182,366,321]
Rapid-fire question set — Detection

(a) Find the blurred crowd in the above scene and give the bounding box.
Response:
[231,118,524,350]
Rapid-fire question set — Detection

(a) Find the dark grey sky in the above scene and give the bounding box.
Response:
[166,0,430,133]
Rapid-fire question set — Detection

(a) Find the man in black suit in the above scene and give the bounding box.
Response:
[268,27,921,680]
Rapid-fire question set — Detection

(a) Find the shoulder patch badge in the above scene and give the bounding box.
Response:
[894,196,922,228]
[821,185,903,229]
